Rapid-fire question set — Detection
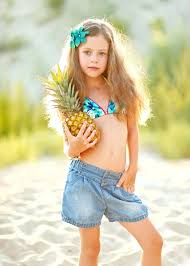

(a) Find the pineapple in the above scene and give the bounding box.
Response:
[39,64,101,143]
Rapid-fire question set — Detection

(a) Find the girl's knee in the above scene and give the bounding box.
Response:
[154,233,164,248]
[143,232,164,251]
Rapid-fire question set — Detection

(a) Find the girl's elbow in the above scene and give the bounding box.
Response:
[127,126,138,136]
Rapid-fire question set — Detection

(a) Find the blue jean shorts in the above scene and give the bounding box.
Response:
[61,159,149,228]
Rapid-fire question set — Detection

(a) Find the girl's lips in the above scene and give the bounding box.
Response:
[88,67,99,71]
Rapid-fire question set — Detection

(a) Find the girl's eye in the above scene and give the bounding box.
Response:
[84,51,91,55]
[83,51,106,56]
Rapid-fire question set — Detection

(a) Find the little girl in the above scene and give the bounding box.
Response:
[45,18,163,266]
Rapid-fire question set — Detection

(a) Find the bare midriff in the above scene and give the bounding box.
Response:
[79,114,128,172]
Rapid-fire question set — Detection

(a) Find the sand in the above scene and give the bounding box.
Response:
[0,149,190,266]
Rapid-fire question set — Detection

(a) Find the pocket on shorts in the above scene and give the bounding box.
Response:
[114,186,142,203]
[115,186,134,197]
[119,186,134,195]
[66,168,82,186]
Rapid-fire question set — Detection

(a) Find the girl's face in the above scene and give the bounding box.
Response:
[78,34,109,78]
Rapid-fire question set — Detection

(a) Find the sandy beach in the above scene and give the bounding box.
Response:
[0,149,190,266]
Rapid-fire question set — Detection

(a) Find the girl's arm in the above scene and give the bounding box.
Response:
[115,113,138,191]
[126,113,139,171]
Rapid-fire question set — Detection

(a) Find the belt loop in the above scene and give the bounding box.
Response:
[102,171,107,179]
[76,159,82,173]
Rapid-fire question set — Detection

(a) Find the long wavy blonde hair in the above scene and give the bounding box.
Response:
[43,17,152,135]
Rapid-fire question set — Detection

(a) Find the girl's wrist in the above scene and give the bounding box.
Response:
[68,150,80,158]
[127,163,138,172]
[68,145,81,158]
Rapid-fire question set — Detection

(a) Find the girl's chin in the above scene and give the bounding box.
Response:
[86,74,102,79]
[84,70,103,78]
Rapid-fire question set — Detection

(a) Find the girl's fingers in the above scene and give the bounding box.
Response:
[126,185,135,193]
[83,124,94,139]
[87,130,96,142]
[63,122,72,138]
[116,177,125,187]
[88,138,98,147]
[78,121,88,136]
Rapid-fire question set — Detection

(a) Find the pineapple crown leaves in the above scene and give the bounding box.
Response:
[38,64,81,113]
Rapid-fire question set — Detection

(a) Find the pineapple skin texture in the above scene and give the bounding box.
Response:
[61,111,101,143]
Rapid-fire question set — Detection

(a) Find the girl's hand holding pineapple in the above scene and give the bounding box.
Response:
[63,120,98,158]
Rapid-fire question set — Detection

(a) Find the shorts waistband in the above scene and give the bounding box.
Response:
[69,159,124,181]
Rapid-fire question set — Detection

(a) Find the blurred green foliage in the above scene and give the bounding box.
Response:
[0,81,64,168]
[43,0,64,11]
[141,121,190,159]
[141,32,190,158]
[110,17,131,36]
[0,130,63,168]
[0,81,46,136]
[0,36,27,53]
[148,33,190,128]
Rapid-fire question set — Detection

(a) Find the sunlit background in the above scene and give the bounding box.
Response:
[0,1,190,265]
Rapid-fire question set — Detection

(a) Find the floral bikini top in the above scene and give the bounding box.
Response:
[82,96,117,119]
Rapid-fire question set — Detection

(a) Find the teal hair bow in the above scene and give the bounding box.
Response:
[70,26,90,48]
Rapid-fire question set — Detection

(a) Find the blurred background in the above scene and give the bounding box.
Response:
[0,0,190,168]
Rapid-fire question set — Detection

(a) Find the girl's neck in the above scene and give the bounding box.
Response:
[85,75,106,92]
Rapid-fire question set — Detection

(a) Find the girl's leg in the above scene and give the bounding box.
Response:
[119,217,163,266]
[79,225,101,266]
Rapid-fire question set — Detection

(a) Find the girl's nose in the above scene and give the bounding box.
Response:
[90,53,98,63]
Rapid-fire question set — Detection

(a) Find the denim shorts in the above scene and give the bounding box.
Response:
[61,159,149,228]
